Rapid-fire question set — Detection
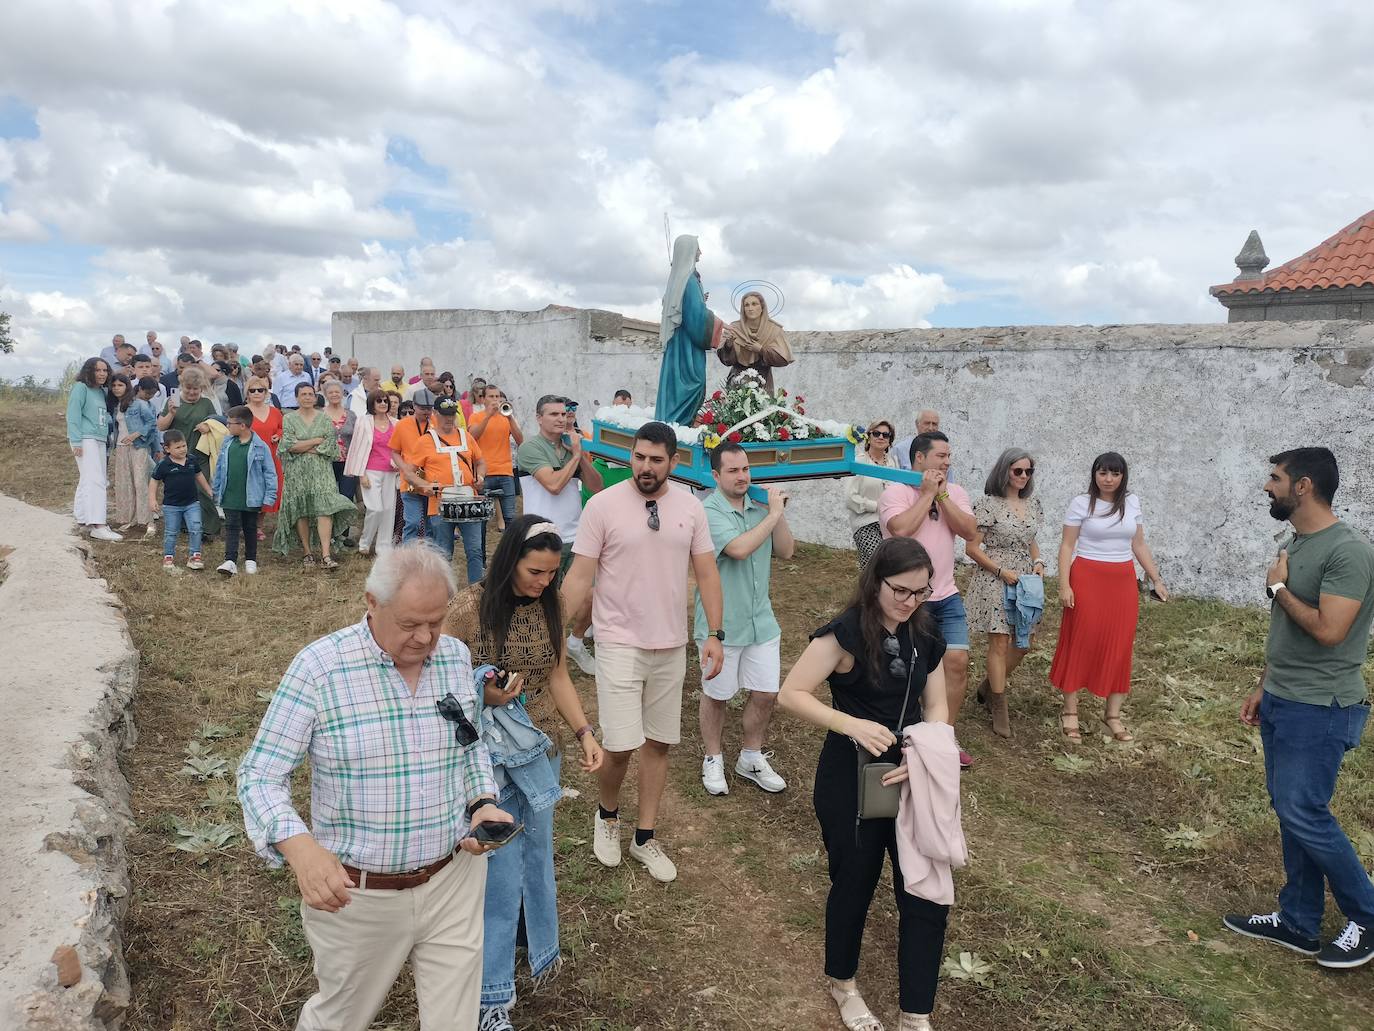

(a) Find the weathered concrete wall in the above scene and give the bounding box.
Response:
[0,495,136,1030]
[334,308,1374,605]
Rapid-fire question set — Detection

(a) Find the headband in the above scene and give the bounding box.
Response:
[524,521,561,542]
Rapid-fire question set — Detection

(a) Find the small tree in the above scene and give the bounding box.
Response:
[0,311,12,355]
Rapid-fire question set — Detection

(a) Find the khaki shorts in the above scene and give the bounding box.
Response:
[595,643,687,751]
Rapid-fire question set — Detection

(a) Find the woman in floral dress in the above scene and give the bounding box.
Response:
[272,382,355,568]
[964,448,1044,739]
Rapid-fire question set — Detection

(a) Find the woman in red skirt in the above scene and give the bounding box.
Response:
[1049,452,1167,743]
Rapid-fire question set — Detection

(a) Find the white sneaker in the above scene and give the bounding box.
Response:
[217,560,237,577]
[478,1004,514,1031]
[244,560,258,575]
[567,636,596,676]
[90,526,123,542]
[187,552,204,571]
[592,812,621,868]
[144,524,158,539]
[701,755,729,796]
[628,836,677,882]
[735,751,787,793]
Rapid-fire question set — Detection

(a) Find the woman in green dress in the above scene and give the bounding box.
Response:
[272,382,355,568]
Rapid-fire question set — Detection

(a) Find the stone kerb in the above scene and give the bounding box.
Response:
[0,494,136,1030]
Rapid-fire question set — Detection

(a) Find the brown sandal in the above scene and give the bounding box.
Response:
[1060,713,1082,743]
[1101,716,1135,742]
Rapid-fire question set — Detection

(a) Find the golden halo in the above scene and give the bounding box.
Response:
[730,280,785,317]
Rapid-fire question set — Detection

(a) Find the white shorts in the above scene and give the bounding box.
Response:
[595,643,687,752]
[697,637,781,702]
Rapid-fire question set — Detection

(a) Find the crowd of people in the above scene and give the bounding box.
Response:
[65,334,1374,1030]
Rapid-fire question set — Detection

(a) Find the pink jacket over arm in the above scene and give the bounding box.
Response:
[896,721,968,905]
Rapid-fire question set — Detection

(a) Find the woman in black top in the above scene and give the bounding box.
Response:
[779,537,950,1031]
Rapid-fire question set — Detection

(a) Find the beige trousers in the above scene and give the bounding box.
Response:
[296,850,487,1031]
[112,443,152,526]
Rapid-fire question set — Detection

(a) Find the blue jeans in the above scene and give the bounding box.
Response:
[427,513,485,585]
[401,491,430,544]
[924,593,970,650]
[1260,690,1374,939]
[482,754,561,1007]
[162,502,202,558]
[485,475,517,522]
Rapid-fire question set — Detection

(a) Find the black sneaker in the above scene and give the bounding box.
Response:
[1222,912,1320,955]
[1317,921,1374,969]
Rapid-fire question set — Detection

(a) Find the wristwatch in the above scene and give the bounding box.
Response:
[1266,581,1286,599]
[709,629,725,642]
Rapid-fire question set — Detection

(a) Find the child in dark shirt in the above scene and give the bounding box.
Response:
[212,405,279,576]
[149,429,213,572]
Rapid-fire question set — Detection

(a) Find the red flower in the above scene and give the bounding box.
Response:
[715,422,728,434]
[778,388,788,396]
[727,431,743,443]
[712,390,724,400]
[701,409,714,423]
[777,426,791,441]
[796,406,806,415]
[796,394,805,402]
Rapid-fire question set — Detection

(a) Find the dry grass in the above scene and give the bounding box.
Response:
[3,395,1373,1030]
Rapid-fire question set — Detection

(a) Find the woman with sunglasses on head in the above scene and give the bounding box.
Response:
[445,513,604,1031]
[1049,451,1167,743]
[964,448,1044,739]
[779,538,951,1031]
[244,375,284,520]
[847,420,900,566]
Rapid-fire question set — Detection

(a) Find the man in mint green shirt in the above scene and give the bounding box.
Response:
[1226,447,1374,970]
[693,442,795,796]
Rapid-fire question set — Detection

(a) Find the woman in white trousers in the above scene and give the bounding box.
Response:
[343,389,399,556]
[67,357,123,542]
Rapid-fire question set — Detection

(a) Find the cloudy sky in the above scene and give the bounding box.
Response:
[2,0,1372,381]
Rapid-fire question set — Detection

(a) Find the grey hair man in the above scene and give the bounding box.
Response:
[895,410,941,471]
[238,542,514,1030]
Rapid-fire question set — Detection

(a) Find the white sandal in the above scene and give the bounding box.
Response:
[899,1014,934,1031]
[829,980,884,1031]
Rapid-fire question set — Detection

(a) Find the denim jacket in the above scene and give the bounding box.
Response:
[212,432,280,509]
[124,398,161,451]
[475,664,561,813]
[1002,574,1045,650]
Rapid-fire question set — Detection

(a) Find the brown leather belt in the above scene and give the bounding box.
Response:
[343,851,455,890]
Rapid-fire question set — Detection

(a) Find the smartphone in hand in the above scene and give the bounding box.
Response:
[468,820,524,851]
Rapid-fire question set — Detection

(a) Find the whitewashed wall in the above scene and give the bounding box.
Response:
[334,307,1374,605]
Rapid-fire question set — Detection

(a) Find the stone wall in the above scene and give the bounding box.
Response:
[333,307,1374,605]
[0,495,136,1030]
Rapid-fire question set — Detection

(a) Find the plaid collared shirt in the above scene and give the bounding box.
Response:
[237,615,496,873]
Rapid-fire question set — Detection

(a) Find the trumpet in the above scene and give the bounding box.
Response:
[499,402,513,417]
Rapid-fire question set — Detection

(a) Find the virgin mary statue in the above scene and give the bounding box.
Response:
[654,234,726,426]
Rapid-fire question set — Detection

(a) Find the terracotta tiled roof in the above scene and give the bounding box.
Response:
[1210,209,1374,297]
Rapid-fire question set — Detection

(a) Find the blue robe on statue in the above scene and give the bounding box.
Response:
[655,272,722,426]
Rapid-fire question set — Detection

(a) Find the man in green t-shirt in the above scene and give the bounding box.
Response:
[1225,447,1374,970]
[515,394,604,673]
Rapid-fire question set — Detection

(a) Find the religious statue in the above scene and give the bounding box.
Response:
[654,234,728,426]
[719,289,793,393]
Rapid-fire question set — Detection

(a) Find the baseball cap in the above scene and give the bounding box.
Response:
[434,396,459,416]
[411,387,438,408]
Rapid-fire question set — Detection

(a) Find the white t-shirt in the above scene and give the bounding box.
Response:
[520,472,584,544]
[1064,493,1141,563]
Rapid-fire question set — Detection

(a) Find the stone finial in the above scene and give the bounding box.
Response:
[1234,230,1269,281]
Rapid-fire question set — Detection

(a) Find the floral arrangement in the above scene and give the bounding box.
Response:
[695,370,813,447]
[594,371,866,449]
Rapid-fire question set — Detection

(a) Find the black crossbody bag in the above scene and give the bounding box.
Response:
[854,628,917,821]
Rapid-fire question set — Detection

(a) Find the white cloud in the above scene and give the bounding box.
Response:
[3,0,1374,382]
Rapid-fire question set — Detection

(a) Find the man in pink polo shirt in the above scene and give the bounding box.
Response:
[879,431,979,769]
[562,421,725,882]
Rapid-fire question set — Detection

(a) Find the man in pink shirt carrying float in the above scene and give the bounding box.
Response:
[879,431,979,769]
[562,422,726,882]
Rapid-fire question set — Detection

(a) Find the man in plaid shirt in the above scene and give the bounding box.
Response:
[238,543,514,1030]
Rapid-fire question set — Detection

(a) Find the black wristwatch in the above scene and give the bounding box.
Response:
[465,797,492,820]
[709,629,725,642]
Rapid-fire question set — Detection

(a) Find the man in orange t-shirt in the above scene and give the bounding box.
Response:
[390,387,437,544]
[395,395,487,582]
[468,383,524,536]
